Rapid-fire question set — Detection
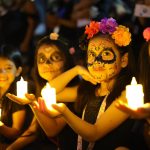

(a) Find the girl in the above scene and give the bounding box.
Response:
[36,18,148,149]
[0,45,27,149]
[6,33,79,150]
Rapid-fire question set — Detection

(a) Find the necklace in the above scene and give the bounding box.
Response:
[77,93,109,150]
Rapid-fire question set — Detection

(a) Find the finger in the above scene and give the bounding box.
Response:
[25,93,36,101]
[51,103,64,113]
[38,98,43,112]
[6,93,23,105]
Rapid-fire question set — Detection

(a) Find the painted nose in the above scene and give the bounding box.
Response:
[46,59,52,64]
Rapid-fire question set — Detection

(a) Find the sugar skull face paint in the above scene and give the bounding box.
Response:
[87,36,123,82]
[37,45,65,81]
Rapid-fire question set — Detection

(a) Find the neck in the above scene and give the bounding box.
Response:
[97,78,115,96]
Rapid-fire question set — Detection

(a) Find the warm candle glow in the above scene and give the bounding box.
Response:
[126,77,144,109]
[17,77,28,98]
[41,82,56,110]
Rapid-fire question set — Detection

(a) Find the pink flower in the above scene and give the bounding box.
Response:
[69,47,75,55]
[143,27,150,42]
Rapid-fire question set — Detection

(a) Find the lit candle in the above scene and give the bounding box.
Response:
[41,82,56,110]
[126,77,144,109]
[17,77,28,98]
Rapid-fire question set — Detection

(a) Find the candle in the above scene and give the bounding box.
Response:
[126,77,144,109]
[17,77,28,98]
[41,82,56,110]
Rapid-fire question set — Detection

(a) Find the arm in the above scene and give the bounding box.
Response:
[56,86,78,102]
[29,102,66,138]
[7,117,38,150]
[49,65,97,94]
[52,98,129,142]
[0,110,26,139]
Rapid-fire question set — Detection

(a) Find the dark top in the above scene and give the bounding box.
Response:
[58,103,78,150]
[0,79,35,144]
[81,96,148,150]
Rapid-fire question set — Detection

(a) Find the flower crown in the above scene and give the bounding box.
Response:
[84,18,131,47]
[143,27,150,42]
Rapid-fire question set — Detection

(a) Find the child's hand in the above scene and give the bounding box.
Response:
[6,93,36,105]
[77,66,97,85]
[0,121,4,126]
[34,97,62,118]
[116,101,150,119]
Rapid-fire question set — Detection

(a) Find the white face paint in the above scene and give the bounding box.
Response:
[87,37,123,83]
[37,45,65,81]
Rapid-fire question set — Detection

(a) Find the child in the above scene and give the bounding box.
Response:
[0,45,27,149]
[6,33,79,150]
[36,18,148,149]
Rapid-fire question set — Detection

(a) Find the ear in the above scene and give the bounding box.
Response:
[16,67,22,77]
[121,53,128,68]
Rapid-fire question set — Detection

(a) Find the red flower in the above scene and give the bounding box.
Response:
[143,27,150,42]
[85,21,100,39]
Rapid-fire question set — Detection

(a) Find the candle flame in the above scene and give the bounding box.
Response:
[131,77,137,85]
[20,76,24,81]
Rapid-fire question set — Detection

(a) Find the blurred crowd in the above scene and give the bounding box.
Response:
[0,0,149,80]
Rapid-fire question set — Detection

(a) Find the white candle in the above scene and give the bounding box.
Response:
[41,82,56,110]
[126,77,144,109]
[17,77,28,98]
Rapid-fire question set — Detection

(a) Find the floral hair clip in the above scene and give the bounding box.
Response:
[84,17,131,47]
[69,47,76,55]
[50,32,59,40]
[143,27,150,42]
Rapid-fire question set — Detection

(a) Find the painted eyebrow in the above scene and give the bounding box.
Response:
[102,47,113,51]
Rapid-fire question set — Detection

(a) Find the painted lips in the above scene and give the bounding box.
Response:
[92,67,105,71]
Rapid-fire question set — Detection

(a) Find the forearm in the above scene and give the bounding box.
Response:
[49,66,79,93]
[29,104,66,137]
[7,133,37,150]
[0,125,21,139]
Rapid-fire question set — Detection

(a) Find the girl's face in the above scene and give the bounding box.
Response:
[0,58,19,88]
[87,37,127,83]
[37,44,65,81]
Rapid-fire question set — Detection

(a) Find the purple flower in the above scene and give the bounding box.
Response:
[100,18,118,34]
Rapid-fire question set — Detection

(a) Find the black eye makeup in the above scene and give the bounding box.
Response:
[37,52,64,64]
[87,48,116,66]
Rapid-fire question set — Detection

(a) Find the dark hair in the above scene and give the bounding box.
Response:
[33,35,77,96]
[0,44,22,68]
[139,42,150,103]
[75,34,134,113]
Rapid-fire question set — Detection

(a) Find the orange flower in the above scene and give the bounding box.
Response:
[112,25,131,46]
[85,21,100,39]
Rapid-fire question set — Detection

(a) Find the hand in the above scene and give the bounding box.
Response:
[0,121,4,126]
[6,93,36,105]
[34,97,62,118]
[116,101,150,119]
[76,66,97,85]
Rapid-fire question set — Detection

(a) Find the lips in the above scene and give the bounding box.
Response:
[93,67,105,71]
